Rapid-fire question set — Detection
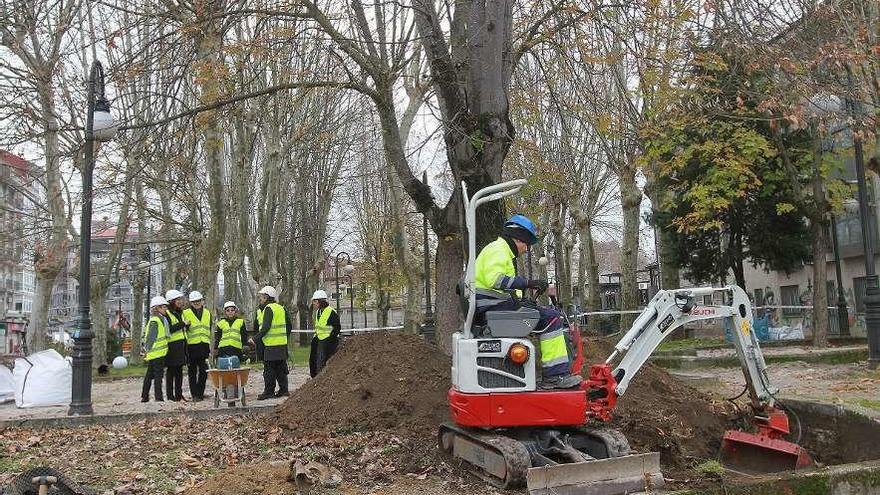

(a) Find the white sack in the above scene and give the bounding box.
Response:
[0,366,14,403]
[13,349,72,408]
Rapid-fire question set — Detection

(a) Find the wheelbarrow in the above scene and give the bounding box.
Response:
[207,367,251,408]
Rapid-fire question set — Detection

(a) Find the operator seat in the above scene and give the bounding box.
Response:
[457,279,539,338]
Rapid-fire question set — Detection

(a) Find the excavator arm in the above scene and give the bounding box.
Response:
[584,285,812,473]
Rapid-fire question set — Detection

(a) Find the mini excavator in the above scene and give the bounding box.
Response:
[439,179,812,495]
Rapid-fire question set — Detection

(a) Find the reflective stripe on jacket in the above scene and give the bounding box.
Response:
[182,307,211,345]
[167,311,186,343]
[474,237,522,298]
[216,318,244,350]
[144,316,169,361]
[313,306,336,340]
[259,302,288,347]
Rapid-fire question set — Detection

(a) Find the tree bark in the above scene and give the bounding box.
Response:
[811,137,830,348]
[90,277,109,367]
[619,169,642,328]
[435,233,464,355]
[578,220,601,333]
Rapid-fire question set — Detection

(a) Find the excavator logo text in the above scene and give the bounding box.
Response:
[690,307,716,316]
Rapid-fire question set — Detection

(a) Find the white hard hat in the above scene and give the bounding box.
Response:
[258,285,278,299]
[165,289,184,302]
[223,301,237,310]
[312,289,328,300]
[150,296,169,308]
[188,290,204,302]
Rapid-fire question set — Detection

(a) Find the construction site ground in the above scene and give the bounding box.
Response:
[1,332,878,494]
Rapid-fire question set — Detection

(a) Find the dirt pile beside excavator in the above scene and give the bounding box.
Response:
[276,332,731,473]
[276,332,451,437]
[584,338,735,473]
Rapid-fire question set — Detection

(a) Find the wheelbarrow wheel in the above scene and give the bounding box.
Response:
[214,390,220,409]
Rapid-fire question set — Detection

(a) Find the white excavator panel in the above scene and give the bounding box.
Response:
[452,332,537,393]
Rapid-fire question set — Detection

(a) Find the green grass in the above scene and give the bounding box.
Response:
[855,399,880,411]
[694,460,725,477]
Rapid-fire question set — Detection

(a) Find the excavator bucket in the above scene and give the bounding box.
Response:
[527,453,664,495]
[719,430,812,474]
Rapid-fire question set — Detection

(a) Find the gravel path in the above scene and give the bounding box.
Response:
[0,366,311,421]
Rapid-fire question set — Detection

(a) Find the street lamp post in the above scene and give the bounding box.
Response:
[333,252,353,326]
[848,96,880,366]
[69,60,118,416]
[829,214,850,335]
[421,171,434,344]
[343,274,355,328]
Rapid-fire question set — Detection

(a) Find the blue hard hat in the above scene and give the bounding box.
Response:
[504,214,538,245]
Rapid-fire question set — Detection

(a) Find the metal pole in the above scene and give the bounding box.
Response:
[69,61,100,416]
[362,283,367,327]
[346,275,354,328]
[421,171,434,343]
[334,259,340,311]
[830,214,850,335]
[846,72,880,366]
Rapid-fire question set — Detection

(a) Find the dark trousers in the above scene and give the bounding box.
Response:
[187,356,208,399]
[165,365,185,400]
[141,358,165,401]
[262,360,288,395]
[309,336,339,378]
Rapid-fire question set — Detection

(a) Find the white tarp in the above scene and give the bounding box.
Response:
[0,366,13,403]
[13,349,72,408]
[769,323,806,341]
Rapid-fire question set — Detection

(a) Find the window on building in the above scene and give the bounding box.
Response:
[754,288,764,307]
[780,285,799,315]
[14,302,22,312]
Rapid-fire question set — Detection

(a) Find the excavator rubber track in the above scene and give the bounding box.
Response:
[439,423,532,489]
[439,423,664,494]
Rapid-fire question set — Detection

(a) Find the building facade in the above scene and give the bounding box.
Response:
[0,150,42,354]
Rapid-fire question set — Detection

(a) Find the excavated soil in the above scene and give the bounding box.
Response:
[583,338,736,475]
[275,332,732,475]
[276,332,451,437]
[190,463,292,495]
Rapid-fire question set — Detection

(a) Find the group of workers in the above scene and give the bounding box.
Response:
[140,286,342,403]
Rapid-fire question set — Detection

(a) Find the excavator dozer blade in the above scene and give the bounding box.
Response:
[526,452,664,495]
[719,430,812,474]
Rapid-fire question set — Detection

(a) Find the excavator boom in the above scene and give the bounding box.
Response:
[584,285,812,473]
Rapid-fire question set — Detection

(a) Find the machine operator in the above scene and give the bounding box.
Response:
[473,214,582,389]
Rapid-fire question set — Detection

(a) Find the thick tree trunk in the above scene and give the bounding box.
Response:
[130,272,145,366]
[658,226,680,290]
[28,278,54,353]
[811,221,829,347]
[435,234,464,355]
[578,220,601,333]
[29,85,67,354]
[619,170,642,328]
[811,139,830,348]
[90,278,109,368]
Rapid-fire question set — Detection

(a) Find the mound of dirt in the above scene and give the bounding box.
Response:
[276,331,732,476]
[584,338,734,472]
[276,332,451,437]
[186,462,292,495]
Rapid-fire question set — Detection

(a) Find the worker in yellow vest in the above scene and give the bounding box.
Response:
[308,290,341,378]
[215,300,245,360]
[164,289,188,401]
[255,286,291,400]
[182,290,211,401]
[141,296,170,402]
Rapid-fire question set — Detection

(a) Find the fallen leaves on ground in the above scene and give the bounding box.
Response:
[0,414,461,495]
